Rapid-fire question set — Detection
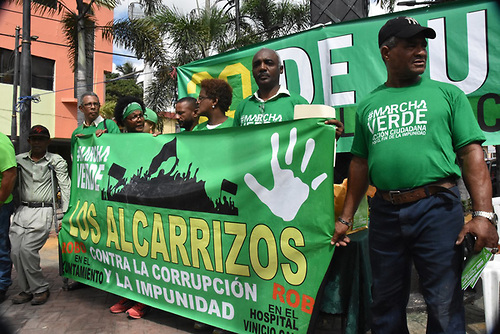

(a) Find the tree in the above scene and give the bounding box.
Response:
[145,65,178,112]
[101,62,143,118]
[15,0,163,124]
[150,5,234,63]
[116,62,139,81]
[113,5,236,107]
[240,0,309,42]
[105,72,143,102]
[104,0,310,109]
[102,16,167,68]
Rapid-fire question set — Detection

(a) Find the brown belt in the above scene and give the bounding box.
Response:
[377,177,457,205]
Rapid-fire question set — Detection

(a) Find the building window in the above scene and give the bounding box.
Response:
[0,48,55,91]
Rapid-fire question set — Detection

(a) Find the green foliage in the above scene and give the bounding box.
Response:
[105,70,143,103]
[97,0,310,109]
[152,5,233,63]
[240,0,310,42]
[102,65,143,119]
[101,100,116,119]
[102,17,166,67]
[145,65,178,112]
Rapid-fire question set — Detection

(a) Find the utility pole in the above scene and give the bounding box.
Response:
[235,0,240,40]
[19,0,32,153]
[11,26,21,153]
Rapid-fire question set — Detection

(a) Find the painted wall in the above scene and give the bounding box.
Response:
[0,84,55,137]
[0,1,113,139]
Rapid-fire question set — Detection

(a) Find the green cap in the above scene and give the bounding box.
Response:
[144,108,158,124]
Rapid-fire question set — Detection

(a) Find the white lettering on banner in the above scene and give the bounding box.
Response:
[133,279,235,319]
[90,246,258,309]
[151,264,258,301]
[317,35,355,106]
[116,273,133,290]
[277,47,314,103]
[90,247,131,272]
[77,163,105,191]
[241,113,283,126]
[367,100,428,144]
[182,7,491,111]
[104,268,112,283]
[76,146,110,163]
[76,146,110,191]
[428,10,487,94]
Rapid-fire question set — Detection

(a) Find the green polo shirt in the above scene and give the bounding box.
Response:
[234,87,308,126]
[71,117,120,152]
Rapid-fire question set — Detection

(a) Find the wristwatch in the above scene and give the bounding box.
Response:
[337,217,352,228]
[472,211,498,227]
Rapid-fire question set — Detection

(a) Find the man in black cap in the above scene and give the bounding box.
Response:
[331,16,498,333]
[10,125,70,305]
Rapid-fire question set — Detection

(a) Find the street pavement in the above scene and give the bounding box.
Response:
[0,233,489,334]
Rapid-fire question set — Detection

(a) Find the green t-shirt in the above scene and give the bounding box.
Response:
[234,91,308,126]
[351,77,485,190]
[71,119,120,153]
[192,117,234,131]
[0,133,17,204]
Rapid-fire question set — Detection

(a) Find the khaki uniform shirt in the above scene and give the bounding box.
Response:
[16,151,71,212]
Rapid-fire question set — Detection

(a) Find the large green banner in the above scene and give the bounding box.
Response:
[177,0,500,152]
[60,119,336,333]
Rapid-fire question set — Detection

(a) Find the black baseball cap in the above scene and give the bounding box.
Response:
[378,16,436,47]
[29,125,50,138]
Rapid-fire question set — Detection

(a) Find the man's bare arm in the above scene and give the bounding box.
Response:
[331,156,369,246]
[456,143,499,251]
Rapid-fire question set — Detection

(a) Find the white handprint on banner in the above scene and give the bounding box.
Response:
[244,127,327,221]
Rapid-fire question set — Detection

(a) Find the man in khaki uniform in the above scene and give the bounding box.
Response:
[10,125,70,305]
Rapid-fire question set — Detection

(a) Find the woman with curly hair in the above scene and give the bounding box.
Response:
[114,96,146,133]
[192,79,233,131]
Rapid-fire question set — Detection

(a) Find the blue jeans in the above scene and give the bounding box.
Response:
[0,201,13,291]
[369,186,465,334]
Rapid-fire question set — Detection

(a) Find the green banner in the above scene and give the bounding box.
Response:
[177,0,500,152]
[60,119,336,333]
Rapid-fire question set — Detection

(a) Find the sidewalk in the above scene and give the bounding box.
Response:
[0,234,489,334]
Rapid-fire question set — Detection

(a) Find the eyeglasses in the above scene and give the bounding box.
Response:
[126,113,144,121]
[197,95,209,102]
[83,102,100,107]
